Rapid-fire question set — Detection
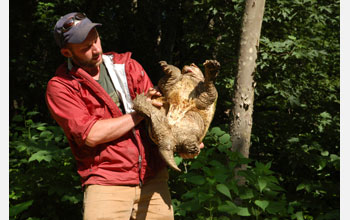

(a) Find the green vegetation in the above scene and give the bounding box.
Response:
[10,0,339,219]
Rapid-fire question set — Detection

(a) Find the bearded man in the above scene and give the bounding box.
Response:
[46,12,202,220]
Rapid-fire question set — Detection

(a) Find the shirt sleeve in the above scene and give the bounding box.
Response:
[46,79,100,147]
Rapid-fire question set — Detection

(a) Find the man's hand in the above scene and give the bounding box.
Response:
[179,143,205,159]
[146,87,163,107]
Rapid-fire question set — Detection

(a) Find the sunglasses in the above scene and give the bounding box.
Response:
[61,13,86,33]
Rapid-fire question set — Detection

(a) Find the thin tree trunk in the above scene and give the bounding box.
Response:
[230,0,266,184]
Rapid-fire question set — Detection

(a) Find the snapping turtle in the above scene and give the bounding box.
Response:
[133,60,220,171]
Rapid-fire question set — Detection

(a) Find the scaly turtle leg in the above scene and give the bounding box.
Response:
[195,60,220,109]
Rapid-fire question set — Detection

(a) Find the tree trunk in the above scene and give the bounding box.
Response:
[230,0,266,183]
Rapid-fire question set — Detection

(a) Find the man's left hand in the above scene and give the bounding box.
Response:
[146,87,163,107]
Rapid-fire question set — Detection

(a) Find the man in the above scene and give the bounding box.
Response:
[46,12,202,220]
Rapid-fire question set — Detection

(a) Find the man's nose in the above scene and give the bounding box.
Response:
[92,43,101,54]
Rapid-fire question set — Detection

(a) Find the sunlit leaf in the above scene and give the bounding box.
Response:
[255,200,269,211]
[216,184,232,200]
[258,178,267,192]
[28,150,52,162]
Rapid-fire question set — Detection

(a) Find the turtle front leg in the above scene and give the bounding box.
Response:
[133,93,155,118]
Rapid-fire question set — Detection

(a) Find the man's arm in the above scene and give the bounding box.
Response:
[85,88,162,147]
[85,112,143,147]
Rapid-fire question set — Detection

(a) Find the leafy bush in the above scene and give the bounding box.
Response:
[169,126,339,220]
[9,108,83,220]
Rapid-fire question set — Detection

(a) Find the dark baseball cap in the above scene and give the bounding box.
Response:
[54,12,102,48]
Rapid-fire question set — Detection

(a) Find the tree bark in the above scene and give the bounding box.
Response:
[230,0,266,183]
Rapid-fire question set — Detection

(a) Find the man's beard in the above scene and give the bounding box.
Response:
[72,52,103,68]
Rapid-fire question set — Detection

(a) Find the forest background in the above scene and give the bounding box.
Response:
[9,0,340,219]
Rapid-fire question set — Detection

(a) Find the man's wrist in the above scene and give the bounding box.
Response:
[131,111,144,123]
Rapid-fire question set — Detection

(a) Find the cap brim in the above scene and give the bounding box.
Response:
[67,21,102,44]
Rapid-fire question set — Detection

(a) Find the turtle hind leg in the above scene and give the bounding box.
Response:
[158,61,183,95]
[194,60,220,109]
[204,60,220,81]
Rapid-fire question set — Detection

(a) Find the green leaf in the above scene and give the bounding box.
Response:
[265,161,272,170]
[219,134,231,144]
[189,160,203,169]
[288,35,297,40]
[296,183,311,192]
[218,201,250,216]
[255,200,269,211]
[186,175,206,185]
[182,191,197,200]
[15,143,27,152]
[9,200,34,217]
[28,150,52,162]
[213,171,229,184]
[288,95,300,106]
[236,206,250,216]
[218,200,237,214]
[61,195,81,204]
[40,130,53,138]
[258,178,267,192]
[288,137,299,143]
[239,188,254,199]
[210,127,225,136]
[209,160,225,168]
[293,211,304,220]
[330,154,340,161]
[174,156,183,166]
[216,184,232,200]
[198,192,212,203]
[266,201,287,214]
[320,111,331,119]
[27,111,39,116]
[36,126,46,131]
[321,151,329,156]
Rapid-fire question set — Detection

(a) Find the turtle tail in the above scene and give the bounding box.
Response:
[159,147,181,172]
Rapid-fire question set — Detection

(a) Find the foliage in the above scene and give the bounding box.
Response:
[9,0,339,219]
[169,127,339,220]
[9,108,83,220]
[250,0,340,218]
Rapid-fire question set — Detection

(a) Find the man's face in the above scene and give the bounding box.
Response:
[63,28,103,68]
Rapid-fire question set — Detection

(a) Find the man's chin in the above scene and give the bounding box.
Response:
[96,58,103,66]
[83,59,102,69]
[91,55,103,67]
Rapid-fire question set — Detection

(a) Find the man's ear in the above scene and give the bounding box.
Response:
[60,48,72,58]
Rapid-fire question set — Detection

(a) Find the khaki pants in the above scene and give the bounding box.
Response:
[83,168,174,220]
